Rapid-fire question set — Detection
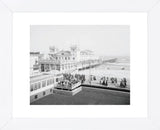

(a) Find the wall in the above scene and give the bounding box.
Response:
[0,1,12,128]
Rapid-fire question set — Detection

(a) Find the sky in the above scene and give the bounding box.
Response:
[30,25,130,56]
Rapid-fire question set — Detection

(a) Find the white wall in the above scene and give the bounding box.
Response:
[148,2,160,128]
[0,1,12,128]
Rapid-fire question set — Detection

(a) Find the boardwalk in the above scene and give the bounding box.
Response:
[76,62,130,79]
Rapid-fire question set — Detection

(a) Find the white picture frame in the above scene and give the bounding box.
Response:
[0,0,159,129]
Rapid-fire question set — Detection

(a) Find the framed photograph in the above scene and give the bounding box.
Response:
[0,0,159,130]
[30,24,130,105]
[12,12,147,118]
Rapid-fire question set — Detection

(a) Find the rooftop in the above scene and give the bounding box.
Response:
[31,87,130,105]
[30,72,61,83]
[54,50,72,56]
[30,52,40,55]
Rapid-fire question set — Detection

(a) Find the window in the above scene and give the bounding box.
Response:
[50,79,53,84]
[38,82,41,89]
[35,95,38,99]
[47,80,50,86]
[56,78,58,82]
[30,84,34,92]
[42,81,46,87]
[43,91,46,96]
[34,83,38,90]
[65,57,67,60]
[52,79,54,83]
[50,89,52,92]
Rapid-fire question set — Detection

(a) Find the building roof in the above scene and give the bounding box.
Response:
[39,59,60,64]
[30,74,53,83]
[31,87,130,105]
[30,73,62,83]
[30,52,40,55]
[54,50,72,57]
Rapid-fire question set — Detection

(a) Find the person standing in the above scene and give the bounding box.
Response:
[105,79,108,86]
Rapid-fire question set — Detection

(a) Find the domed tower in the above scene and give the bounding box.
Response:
[49,46,59,54]
[70,45,78,54]
[70,45,80,61]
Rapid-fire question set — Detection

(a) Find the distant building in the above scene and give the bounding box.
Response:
[49,46,59,54]
[38,45,101,74]
[40,50,77,73]
[79,50,94,61]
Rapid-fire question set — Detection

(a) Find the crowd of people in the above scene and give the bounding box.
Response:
[56,73,86,90]
[56,73,128,89]
[99,76,127,88]
[63,73,86,83]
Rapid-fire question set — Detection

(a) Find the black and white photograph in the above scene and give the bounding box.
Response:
[30,25,130,105]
